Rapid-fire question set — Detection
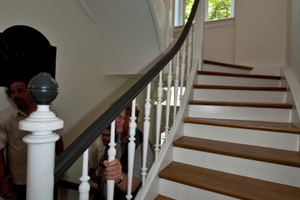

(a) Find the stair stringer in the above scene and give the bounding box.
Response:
[134,59,201,200]
[281,65,300,152]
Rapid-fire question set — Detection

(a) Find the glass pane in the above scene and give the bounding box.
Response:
[208,0,231,21]
[185,0,195,23]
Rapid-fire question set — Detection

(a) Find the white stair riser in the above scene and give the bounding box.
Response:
[188,105,291,122]
[203,64,280,76]
[202,64,251,74]
[193,89,286,103]
[184,123,299,151]
[159,179,238,200]
[173,148,300,187]
[197,75,281,87]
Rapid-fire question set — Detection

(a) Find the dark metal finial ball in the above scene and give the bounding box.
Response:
[28,72,59,105]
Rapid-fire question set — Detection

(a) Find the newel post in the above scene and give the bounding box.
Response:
[19,72,63,200]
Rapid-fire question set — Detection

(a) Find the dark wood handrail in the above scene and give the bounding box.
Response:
[54,0,201,182]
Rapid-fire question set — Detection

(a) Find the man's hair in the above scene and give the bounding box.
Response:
[5,77,29,98]
[126,103,140,122]
[111,99,141,122]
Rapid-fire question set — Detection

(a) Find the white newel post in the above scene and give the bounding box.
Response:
[19,72,63,200]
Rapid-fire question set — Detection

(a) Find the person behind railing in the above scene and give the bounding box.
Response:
[103,103,154,200]
[88,125,112,200]
[0,78,64,200]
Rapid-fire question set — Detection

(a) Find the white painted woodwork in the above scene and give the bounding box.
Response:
[173,54,180,125]
[107,121,116,200]
[142,84,151,187]
[197,75,281,87]
[20,105,63,200]
[186,30,193,88]
[126,99,137,200]
[188,105,292,123]
[184,123,299,151]
[173,148,300,187]
[202,63,252,74]
[79,150,90,200]
[202,64,281,76]
[155,72,163,163]
[164,63,172,143]
[179,41,186,108]
[159,179,238,200]
[193,89,286,103]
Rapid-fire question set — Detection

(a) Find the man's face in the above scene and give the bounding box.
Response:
[115,109,130,135]
[102,129,111,146]
[10,82,32,108]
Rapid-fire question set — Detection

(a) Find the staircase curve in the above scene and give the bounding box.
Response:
[149,60,300,199]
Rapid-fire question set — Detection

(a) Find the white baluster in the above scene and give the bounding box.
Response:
[142,84,151,188]
[179,41,186,108]
[186,29,193,88]
[192,14,202,71]
[79,150,90,200]
[164,61,172,144]
[173,54,180,125]
[21,105,63,200]
[155,72,163,164]
[126,99,137,200]
[107,121,116,200]
[192,21,197,71]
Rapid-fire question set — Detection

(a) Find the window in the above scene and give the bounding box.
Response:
[183,0,235,23]
[205,0,234,21]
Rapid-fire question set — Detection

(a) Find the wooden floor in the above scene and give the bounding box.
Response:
[173,136,300,167]
[159,162,300,200]
[183,117,300,134]
[193,84,287,91]
[203,60,254,71]
[154,195,176,200]
[155,61,300,199]
[189,100,293,109]
[198,70,282,80]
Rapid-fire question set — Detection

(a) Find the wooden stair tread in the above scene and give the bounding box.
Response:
[198,70,282,80]
[154,195,176,200]
[183,117,300,134]
[159,161,300,200]
[173,136,300,168]
[189,100,293,109]
[193,84,286,91]
[204,60,254,71]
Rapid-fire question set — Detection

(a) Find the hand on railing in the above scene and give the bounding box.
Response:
[103,159,122,184]
[103,159,141,193]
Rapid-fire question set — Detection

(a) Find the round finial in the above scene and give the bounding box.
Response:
[28,72,59,105]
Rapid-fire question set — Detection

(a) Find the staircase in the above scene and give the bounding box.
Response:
[155,60,300,200]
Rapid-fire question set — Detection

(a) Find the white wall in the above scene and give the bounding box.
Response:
[235,0,287,67]
[81,0,163,76]
[0,0,138,194]
[203,0,288,67]
[203,22,235,63]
